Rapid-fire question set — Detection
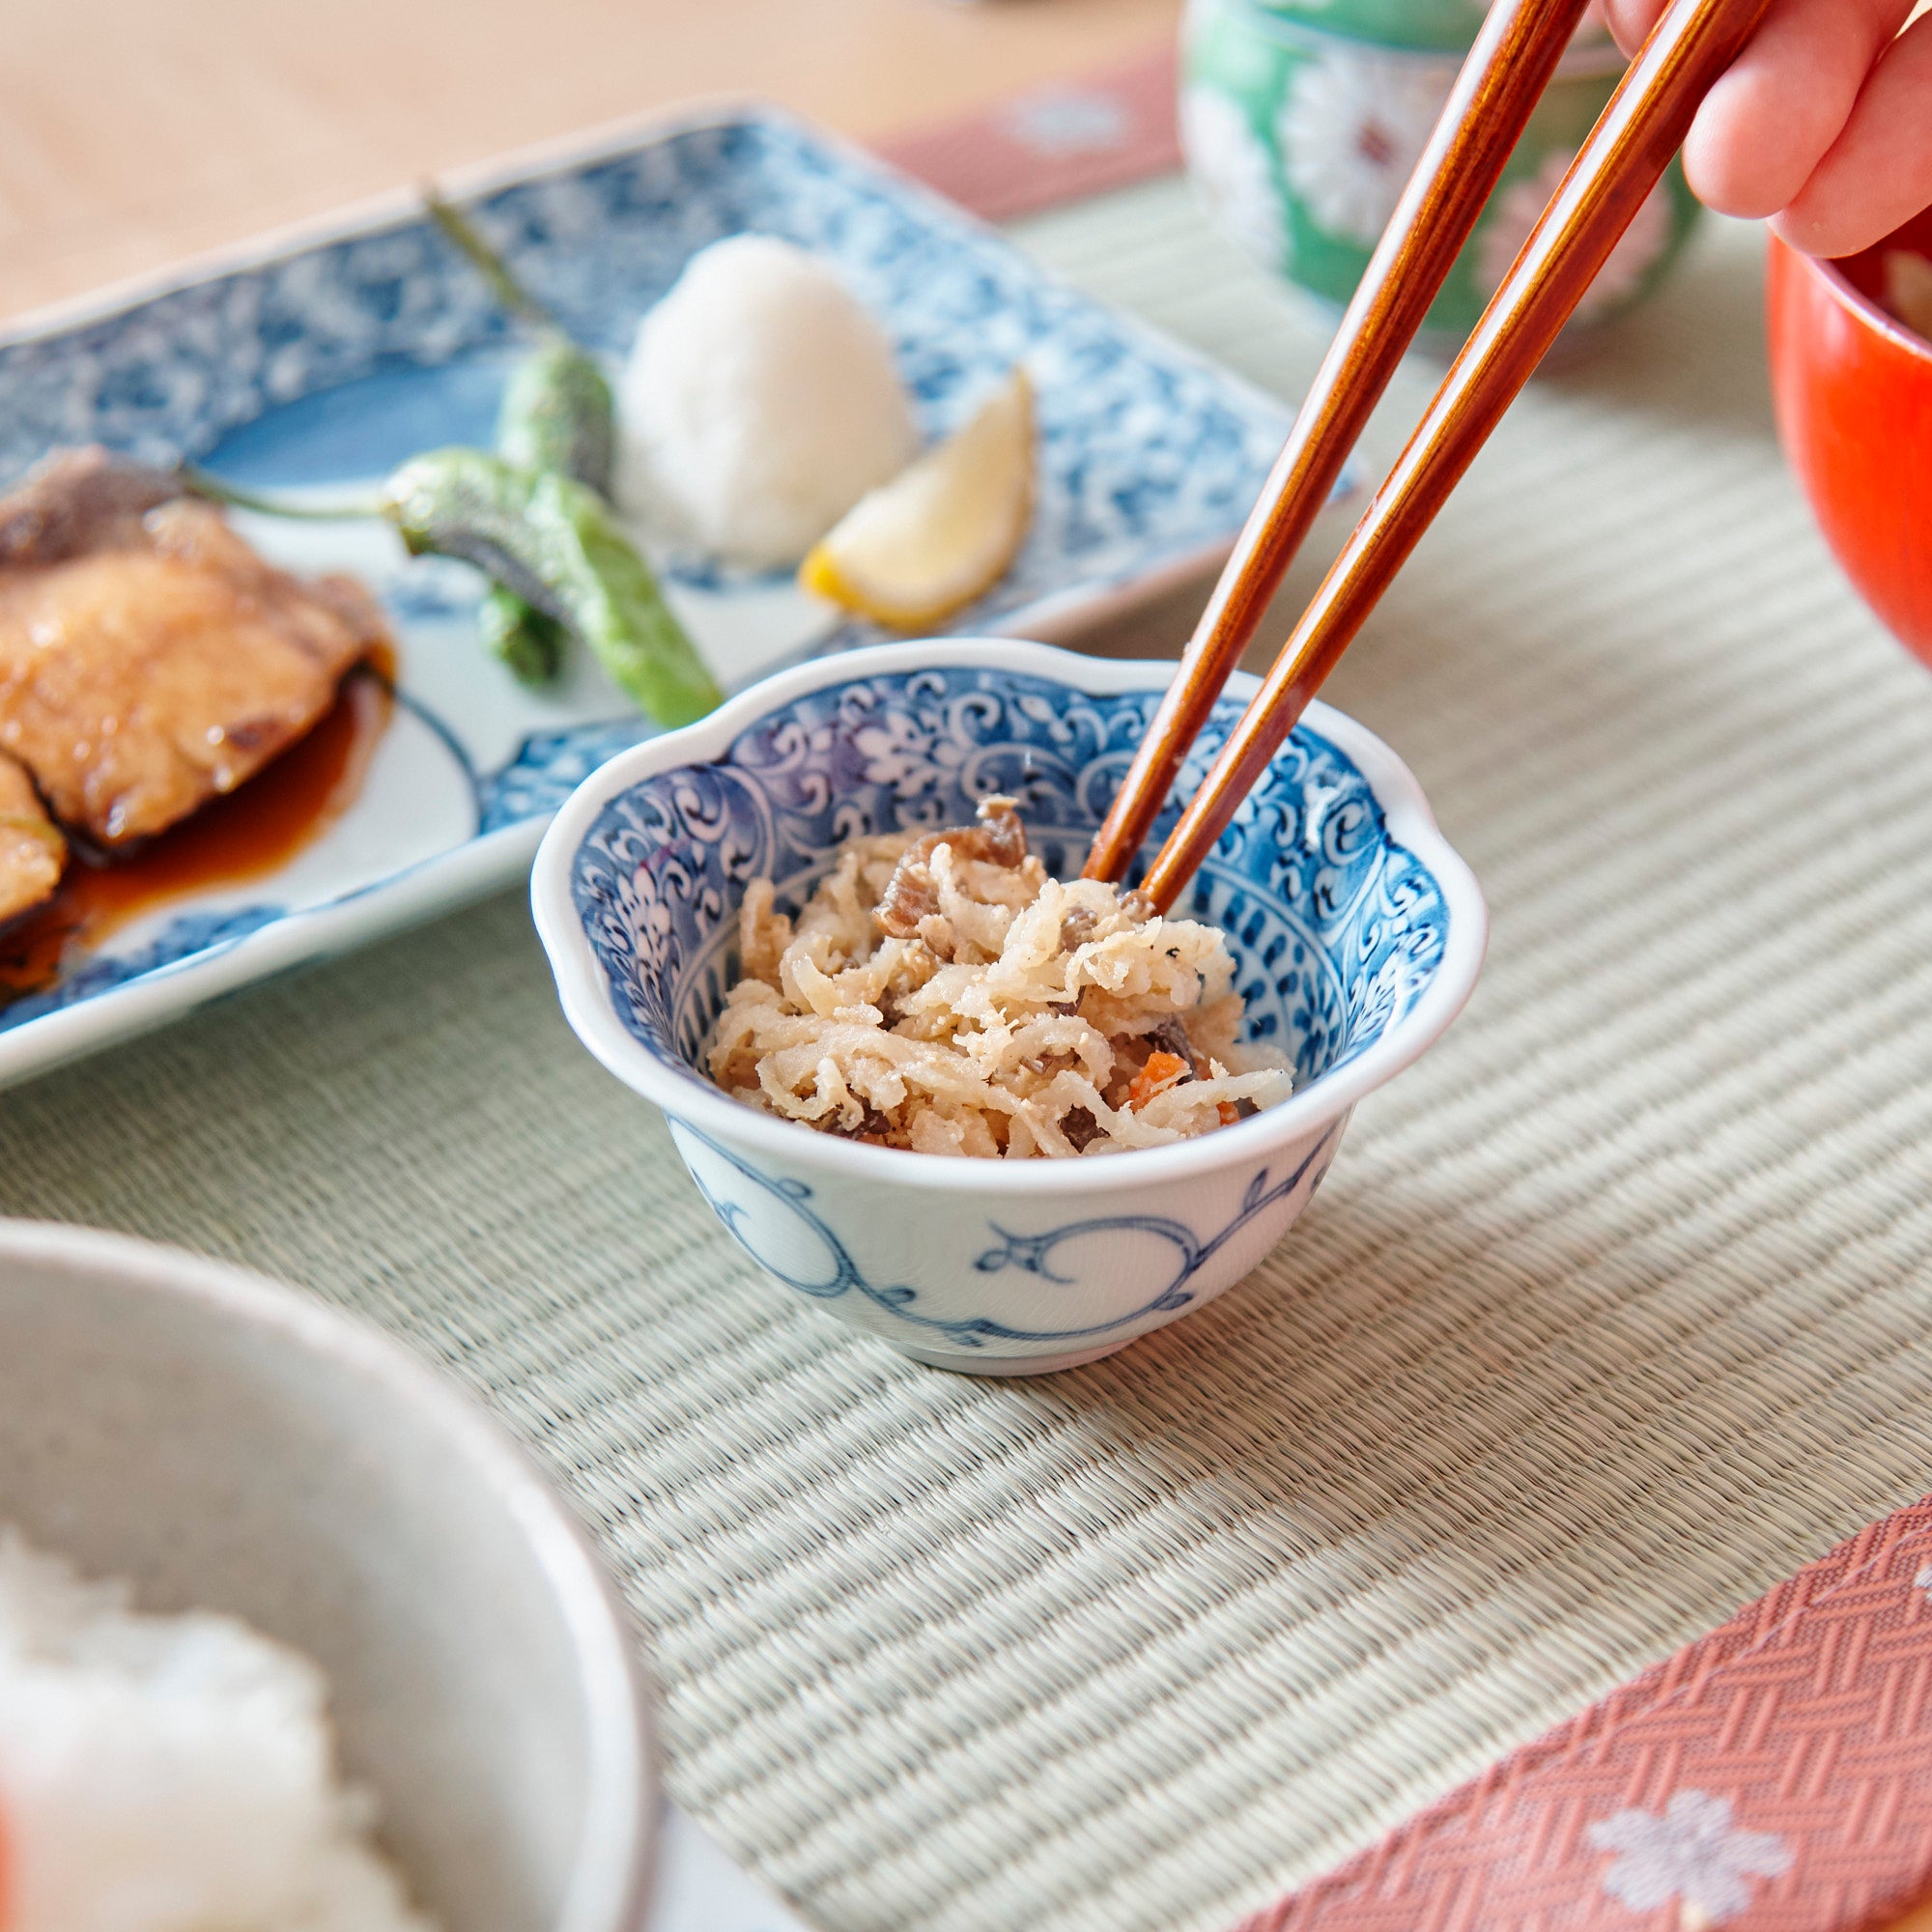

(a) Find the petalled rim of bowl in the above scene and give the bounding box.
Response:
[532,639,1489,1197]
[0,1219,660,1932]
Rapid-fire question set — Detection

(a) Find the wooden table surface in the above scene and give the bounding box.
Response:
[0,0,1179,325]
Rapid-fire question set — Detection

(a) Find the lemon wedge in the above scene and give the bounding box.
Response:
[801,368,1034,629]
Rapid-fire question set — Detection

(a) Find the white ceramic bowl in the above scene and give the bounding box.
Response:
[0,1222,658,1932]
[533,640,1486,1375]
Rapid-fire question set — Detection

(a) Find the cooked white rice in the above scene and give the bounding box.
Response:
[708,800,1293,1157]
[0,1527,435,1932]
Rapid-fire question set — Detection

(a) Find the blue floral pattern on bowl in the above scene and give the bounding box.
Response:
[569,665,1449,1097]
[671,1112,1345,1353]
[535,641,1485,1374]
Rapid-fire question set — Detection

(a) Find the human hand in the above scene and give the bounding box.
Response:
[1602,0,1932,257]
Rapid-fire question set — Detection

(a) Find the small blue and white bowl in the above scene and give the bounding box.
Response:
[532,641,1485,1375]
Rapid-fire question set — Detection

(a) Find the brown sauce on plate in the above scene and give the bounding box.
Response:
[0,652,394,1005]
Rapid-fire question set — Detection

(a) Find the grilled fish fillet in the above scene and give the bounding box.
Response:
[0,447,385,849]
[0,753,64,927]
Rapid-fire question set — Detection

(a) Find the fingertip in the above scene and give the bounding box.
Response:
[1772,13,1932,258]
[1765,207,1833,258]
[1680,70,1804,219]
[1598,0,1666,59]
[1767,202,1875,261]
[1775,174,1929,263]
[1673,0,1900,225]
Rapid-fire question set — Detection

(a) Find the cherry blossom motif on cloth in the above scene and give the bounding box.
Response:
[1236,1497,1932,1931]
[1589,1792,1793,1923]
[872,44,1181,224]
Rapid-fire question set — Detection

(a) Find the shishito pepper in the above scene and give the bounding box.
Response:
[479,340,614,684]
[425,194,618,685]
[185,198,721,730]
[474,589,568,687]
[381,448,722,728]
[495,332,615,493]
[184,451,721,729]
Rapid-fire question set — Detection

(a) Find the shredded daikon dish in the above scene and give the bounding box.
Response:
[707,798,1293,1157]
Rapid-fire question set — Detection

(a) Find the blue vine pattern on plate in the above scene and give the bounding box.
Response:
[478,723,655,835]
[0,111,1309,1048]
[0,112,1288,647]
[0,907,285,1033]
[678,1117,1342,1348]
[571,666,1452,1094]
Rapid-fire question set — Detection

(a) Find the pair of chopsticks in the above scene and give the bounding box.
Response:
[1084,0,1773,909]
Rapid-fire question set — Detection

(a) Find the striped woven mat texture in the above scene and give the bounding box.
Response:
[2,189,1930,1932]
[1245,1495,1932,1929]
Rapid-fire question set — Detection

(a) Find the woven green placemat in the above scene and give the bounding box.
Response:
[4,193,1931,1932]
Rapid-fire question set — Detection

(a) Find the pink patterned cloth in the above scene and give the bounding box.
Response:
[1239,1498,1932,1931]
[871,44,1179,224]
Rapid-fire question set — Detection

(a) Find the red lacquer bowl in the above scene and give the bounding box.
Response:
[1767,208,1932,668]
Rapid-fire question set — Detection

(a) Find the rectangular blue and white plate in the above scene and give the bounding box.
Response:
[0,104,1311,1091]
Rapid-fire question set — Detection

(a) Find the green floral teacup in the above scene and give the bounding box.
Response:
[1179,0,1699,346]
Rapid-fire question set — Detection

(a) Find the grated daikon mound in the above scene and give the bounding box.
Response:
[614,235,919,569]
[707,802,1293,1157]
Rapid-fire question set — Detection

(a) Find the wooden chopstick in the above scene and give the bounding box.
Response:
[1131,0,1774,913]
[1082,0,1590,885]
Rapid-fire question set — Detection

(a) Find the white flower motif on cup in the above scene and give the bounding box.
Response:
[1475,147,1674,321]
[1179,85,1288,270]
[1276,46,1455,246]
[1587,1790,1793,1924]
